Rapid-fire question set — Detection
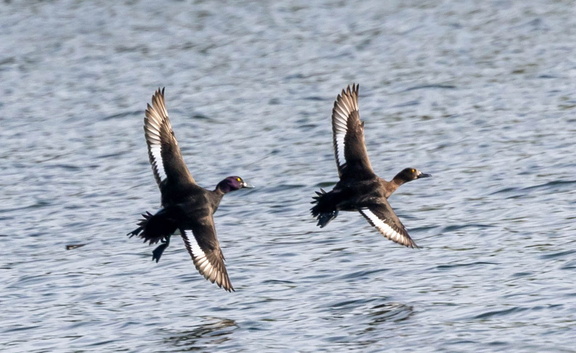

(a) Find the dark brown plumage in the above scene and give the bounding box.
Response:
[311,84,430,248]
[128,88,252,292]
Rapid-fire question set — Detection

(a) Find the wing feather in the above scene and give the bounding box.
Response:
[331,84,375,180]
[144,88,195,187]
[180,220,234,292]
[359,201,418,248]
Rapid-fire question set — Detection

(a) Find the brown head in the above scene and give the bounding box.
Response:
[393,168,431,185]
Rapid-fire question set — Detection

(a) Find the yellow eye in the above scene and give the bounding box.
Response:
[411,169,415,173]
[236,177,242,182]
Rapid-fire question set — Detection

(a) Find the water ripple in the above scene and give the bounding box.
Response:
[2,1,576,352]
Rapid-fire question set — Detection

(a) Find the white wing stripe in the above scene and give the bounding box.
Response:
[181,231,219,283]
[361,209,406,244]
[335,135,346,167]
[333,91,356,171]
[333,110,348,168]
[149,144,167,182]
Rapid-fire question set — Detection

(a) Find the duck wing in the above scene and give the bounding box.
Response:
[180,218,234,292]
[144,88,196,188]
[332,84,376,180]
[358,200,418,248]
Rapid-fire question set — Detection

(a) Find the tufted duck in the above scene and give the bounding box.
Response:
[311,84,430,248]
[128,88,251,292]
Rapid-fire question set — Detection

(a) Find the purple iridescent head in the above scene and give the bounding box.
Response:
[216,176,253,193]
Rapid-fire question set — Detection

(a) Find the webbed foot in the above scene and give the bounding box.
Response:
[152,235,171,263]
[316,211,338,228]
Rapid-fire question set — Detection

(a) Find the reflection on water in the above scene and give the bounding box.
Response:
[1,0,576,352]
[326,298,414,325]
[366,302,414,325]
[161,318,238,351]
[321,298,415,348]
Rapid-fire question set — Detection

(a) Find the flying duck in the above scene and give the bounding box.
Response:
[128,88,251,291]
[311,84,430,248]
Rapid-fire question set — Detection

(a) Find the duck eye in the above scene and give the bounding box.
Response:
[236,177,242,182]
[411,169,415,173]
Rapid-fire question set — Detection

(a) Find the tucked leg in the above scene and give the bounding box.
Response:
[152,235,171,263]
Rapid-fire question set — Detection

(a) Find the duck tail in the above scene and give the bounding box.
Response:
[310,188,339,228]
[127,209,177,245]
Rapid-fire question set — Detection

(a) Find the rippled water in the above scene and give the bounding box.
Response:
[1,1,575,352]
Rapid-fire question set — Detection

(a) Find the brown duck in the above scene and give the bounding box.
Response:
[311,84,430,248]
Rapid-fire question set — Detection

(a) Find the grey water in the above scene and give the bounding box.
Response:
[1,1,575,352]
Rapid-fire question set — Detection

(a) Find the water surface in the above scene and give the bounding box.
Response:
[1,1,575,352]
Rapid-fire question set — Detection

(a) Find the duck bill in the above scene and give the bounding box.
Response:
[418,173,432,178]
[242,181,254,189]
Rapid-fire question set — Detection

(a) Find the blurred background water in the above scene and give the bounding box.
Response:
[1,0,575,352]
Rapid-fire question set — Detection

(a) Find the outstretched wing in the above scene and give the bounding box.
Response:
[359,200,418,248]
[331,84,376,180]
[144,88,195,188]
[180,218,234,292]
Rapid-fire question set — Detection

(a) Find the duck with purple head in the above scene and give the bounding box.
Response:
[311,84,431,248]
[128,88,252,292]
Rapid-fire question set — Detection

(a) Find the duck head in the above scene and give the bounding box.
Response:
[216,176,253,193]
[394,168,431,184]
